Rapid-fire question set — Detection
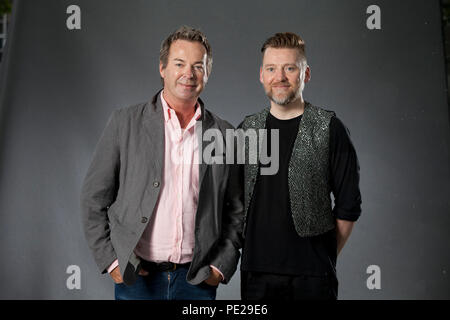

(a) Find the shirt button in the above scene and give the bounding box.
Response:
[153,181,160,188]
[141,217,148,223]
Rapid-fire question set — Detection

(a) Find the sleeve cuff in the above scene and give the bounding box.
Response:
[334,207,361,222]
[107,259,119,273]
[210,265,225,282]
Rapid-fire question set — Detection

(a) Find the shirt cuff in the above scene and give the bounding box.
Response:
[107,259,119,273]
[210,265,225,282]
[333,207,361,222]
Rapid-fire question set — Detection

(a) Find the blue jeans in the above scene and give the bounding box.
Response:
[114,264,217,300]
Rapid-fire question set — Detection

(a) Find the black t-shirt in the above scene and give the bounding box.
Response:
[240,111,361,278]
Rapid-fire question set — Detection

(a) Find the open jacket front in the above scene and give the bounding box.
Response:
[81,90,244,286]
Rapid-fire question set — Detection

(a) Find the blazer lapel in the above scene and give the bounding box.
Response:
[196,98,215,189]
[143,92,213,188]
[142,92,214,194]
[142,91,165,181]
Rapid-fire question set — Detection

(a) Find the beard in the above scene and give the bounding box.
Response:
[266,87,300,106]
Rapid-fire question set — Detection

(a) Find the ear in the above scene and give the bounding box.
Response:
[159,61,165,79]
[259,66,264,84]
[304,65,311,83]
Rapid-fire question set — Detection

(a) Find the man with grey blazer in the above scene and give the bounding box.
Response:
[81,26,244,300]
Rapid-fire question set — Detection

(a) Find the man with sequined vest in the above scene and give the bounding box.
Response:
[239,32,362,300]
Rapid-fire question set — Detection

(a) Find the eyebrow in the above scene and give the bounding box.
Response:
[263,63,297,67]
[173,58,204,65]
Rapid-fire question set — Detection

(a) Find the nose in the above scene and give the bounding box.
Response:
[274,68,287,82]
[183,66,195,79]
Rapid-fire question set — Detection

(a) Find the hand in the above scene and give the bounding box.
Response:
[110,266,123,284]
[110,265,148,284]
[203,267,223,287]
[138,268,149,276]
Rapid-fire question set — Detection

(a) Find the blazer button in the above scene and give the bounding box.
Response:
[141,217,148,223]
[153,181,160,188]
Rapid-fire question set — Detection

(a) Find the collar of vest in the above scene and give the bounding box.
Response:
[243,101,313,129]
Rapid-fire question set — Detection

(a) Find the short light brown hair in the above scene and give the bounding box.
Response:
[159,26,213,76]
[261,32,307,64]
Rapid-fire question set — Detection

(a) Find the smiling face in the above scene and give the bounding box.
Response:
[260,47,310,106]
[159,40,208,104]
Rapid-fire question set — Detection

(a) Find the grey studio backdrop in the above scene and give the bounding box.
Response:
[0,0,449,299]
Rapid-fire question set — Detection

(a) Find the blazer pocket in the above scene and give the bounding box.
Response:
[107,201,128,226]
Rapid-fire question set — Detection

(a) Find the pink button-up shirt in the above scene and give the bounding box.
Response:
[108,92,223,279]
[134,92,201,263]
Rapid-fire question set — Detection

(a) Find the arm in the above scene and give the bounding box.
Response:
[329,116,362,255]
[208,154,245,284]
[336,219,354,255]
[80,110,120,274]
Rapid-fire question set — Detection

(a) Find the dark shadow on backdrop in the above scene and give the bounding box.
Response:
[0,0,18,184]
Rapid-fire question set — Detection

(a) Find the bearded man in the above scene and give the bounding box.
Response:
[239,32,362,300]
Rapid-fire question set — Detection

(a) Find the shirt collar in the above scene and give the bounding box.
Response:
[160,91,202,123]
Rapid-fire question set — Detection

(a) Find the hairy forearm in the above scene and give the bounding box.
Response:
[336,219,355,255]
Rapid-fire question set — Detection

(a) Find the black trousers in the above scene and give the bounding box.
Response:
[241,271,338,300]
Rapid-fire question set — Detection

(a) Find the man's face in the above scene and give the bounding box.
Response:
[260,47,310,106]
[160,40,208,103]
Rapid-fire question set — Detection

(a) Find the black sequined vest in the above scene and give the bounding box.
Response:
[240,102,336,237]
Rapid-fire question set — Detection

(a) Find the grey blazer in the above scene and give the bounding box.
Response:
[81,90,244,286]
